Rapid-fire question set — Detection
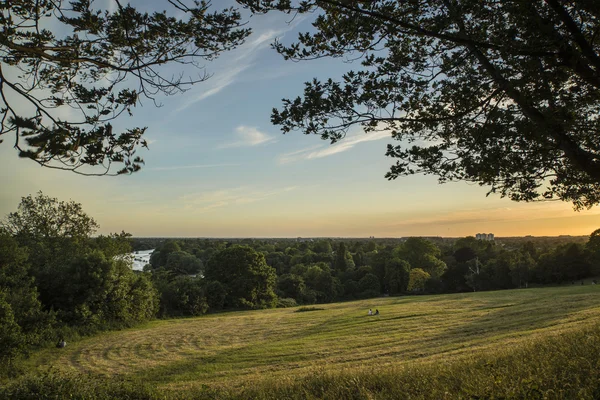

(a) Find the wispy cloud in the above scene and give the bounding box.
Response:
[146,163,240,171]
[218,126,276,148]
[175,21,303,113]
[180,186,297,213]
[278,131,390,164]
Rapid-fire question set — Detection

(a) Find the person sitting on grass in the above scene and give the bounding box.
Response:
[368,309,373,316]
[375,309,379,316]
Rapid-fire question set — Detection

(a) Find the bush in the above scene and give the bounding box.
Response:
[295,306,325,312]
[276,298,298,308]
[0,371,160,400]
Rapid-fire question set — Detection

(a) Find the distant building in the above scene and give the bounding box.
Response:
[476,233,494,241]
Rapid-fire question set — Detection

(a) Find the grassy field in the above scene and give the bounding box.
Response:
[17,285,600,398]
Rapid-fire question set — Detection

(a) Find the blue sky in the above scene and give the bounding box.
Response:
[1,0,599,237]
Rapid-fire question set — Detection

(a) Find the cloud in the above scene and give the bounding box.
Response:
[180,186,297,213]
[177,64,250,111]
[218,126,276,148]
[146,163,240,171]
[278,130,390,164]
[382,202,600,231]
[175,19,304,113]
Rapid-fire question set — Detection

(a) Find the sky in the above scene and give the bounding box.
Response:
[1,0,599,238]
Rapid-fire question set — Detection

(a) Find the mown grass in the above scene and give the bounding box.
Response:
[7,285,600,399]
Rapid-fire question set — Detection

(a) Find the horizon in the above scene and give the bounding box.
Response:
[126,234,588,239]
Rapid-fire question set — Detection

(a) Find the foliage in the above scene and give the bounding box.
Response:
[204,280,227,312]
[333,242,354,272]
[205,245,278,309]
[277,274,306,303]
[0,1,250,174]
[160,276,208,317]
[0,289,24,363]
[241,0,600,209]
[2,191,99,241]
[302,263,341,303]
[0,231,53,349]
[149,240,182,269]
[276,297,298,308]
[165,251,203,275]
[358,273,380,298]
[0,192,158,365]
[407,268,430,292]
[383,258,410,295]
[54,251,158,327]
[92,232,133,258]
[396,238,447,278]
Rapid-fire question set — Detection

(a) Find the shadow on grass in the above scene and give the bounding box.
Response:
[432,286,600,344]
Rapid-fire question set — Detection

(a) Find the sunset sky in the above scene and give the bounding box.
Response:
[1,0,599,238]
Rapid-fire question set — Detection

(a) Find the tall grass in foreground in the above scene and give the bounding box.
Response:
[2,323,599,399]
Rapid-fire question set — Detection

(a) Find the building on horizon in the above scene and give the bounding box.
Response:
[475,233,494,241]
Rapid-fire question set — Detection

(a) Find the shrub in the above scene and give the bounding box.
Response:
[295,306,325,312]
[276,298,298,308]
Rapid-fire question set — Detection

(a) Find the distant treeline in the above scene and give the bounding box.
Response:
[1,192,599,373]
[141,232,600,317]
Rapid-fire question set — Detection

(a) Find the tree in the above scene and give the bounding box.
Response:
[241,0,600,209]
[2,192,98,241]
[161,276,208,317]
[358,273,381,298]
[511,251,535,289]
[0,231,52,347]
[303,263,339,303]
[277,274,306,303]
[1,192,100,306]
[0,289,24,364]
[165,251,203,275]
[205,245,277,309]
[1,1,250,174]
[384,258,410,295]
[150,240,182,269]
[407,268,430,292]
[333,242,354,272]
[586,228,600,275]
[55,251,158,327]
[204,280,227,311]
[396,238,446,278]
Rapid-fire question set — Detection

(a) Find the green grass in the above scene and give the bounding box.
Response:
[10,285,600,398]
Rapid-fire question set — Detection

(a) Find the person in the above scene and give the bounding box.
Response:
[368,309,372,316]
[374,309,379,316]
[56,339,66,348]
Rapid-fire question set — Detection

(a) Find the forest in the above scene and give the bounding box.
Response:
[1,192,599,374]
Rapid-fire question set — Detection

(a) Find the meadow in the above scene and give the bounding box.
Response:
[7,285,600,399]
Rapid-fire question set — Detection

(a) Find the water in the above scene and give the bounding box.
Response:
[131,249,154,271]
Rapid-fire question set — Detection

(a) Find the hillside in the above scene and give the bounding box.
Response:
[23,285,600,397]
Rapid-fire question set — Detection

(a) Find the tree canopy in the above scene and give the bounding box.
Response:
[240,0,600,209]
[0,1,249,174]
[205,245,278,309]
[2,191,98,240]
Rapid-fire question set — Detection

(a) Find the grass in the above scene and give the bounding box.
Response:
[11,285,600,398]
